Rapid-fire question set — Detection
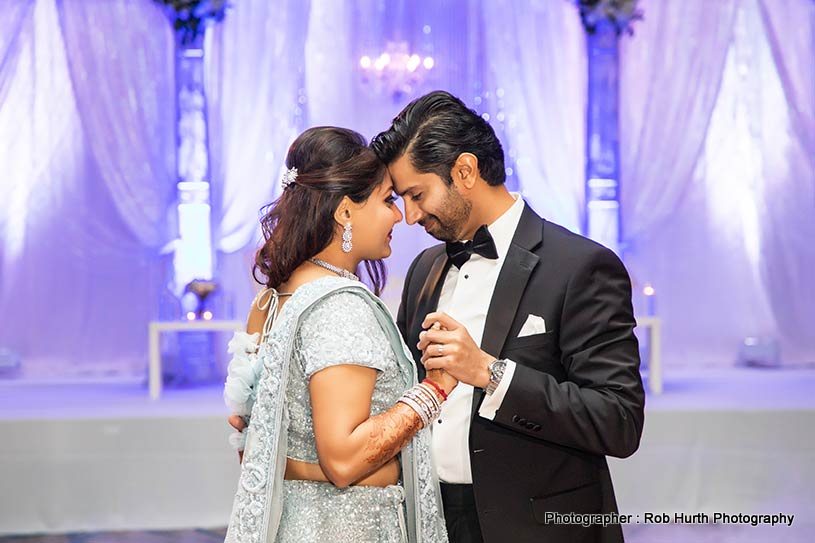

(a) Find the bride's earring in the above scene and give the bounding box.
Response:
[342,222,353,253]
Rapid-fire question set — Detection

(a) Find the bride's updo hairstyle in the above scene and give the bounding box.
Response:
[253,127,388,295]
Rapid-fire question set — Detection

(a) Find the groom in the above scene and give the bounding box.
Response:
[370,91,645,543]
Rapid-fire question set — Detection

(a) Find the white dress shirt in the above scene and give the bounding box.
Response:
[431,193,522,484]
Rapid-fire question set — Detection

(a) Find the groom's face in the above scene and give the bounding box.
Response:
[388,153,472,242]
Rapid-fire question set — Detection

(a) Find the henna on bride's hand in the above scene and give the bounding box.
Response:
[363,403,422,465]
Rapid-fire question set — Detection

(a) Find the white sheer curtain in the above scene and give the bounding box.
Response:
[0,0,33,106]
[758,0,815,170]
[4,0,810,380]
[0,0,35,267]
[304,0,356,131]
[0,0,174,380]
[57,0,176,248]
[754,0,815,363]
[205,0,311,317]
[482,0,586,234]
[207,0,311,255]
[619,0,739,244]
[622,0,815,367]
[618,0,740,367]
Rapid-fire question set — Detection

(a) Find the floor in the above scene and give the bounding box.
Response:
[2,369,812,542]
[2,523,813,543]
[0,530,226,543]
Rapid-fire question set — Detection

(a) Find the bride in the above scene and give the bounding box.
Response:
[223,126,451,542]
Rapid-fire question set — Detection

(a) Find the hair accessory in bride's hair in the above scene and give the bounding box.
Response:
[281,166,298,190]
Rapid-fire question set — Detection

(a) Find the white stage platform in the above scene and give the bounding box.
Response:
[0,383,240,535]
[1,368,814,536]
[612,368,815,535]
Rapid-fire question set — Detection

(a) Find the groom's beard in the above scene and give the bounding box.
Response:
[420,189,472,242]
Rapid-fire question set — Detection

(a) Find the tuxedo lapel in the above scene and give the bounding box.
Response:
[472,204,543,416]
[413,247,451,381]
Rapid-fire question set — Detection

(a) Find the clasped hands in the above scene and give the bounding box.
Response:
[418,312,494,392]
[228,311,494,463]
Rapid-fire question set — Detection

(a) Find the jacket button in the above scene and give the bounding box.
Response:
[512,415,520,423]
[517,417,527,425]
[525,422,536,430]
[533,424,542,431]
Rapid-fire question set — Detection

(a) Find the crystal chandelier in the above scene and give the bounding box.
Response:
[359,41,435,101]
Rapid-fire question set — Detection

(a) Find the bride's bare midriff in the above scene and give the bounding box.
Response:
[284,456,401,487]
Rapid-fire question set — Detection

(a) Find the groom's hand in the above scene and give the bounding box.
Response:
[228,415,246,463]
[418,312,493,389]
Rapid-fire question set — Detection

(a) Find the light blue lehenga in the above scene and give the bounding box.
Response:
[224,276,448,543]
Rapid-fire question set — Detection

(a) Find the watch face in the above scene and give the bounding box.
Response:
[486,360,505,395]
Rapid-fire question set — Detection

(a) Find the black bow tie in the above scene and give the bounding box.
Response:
[445,225,499,269]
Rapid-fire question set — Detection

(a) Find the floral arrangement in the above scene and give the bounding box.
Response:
[184,279,218,317]
[185,278,218,298]
[223,331,262,451]
[155,0,229,45]
[577,0,643,36]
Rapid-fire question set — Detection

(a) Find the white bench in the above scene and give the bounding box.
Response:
[636,316,662,395]
[148,319,244,399]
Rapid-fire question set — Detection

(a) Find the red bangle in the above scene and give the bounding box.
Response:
[423,378,448,401]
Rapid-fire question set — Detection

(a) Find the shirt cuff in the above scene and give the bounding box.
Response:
[478,359,517,420]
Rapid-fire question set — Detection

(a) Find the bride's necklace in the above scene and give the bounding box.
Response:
[309,258,359,281]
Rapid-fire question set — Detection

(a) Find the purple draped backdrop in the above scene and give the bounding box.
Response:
[0,0,812,381]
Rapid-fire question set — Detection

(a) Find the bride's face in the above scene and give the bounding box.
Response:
[348,171,403,260]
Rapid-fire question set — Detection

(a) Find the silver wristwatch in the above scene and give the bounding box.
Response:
[484,359,507,396]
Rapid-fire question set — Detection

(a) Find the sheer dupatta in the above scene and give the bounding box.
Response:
[225,277,447,543]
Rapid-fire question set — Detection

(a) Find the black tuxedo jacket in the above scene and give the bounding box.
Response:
[397,203,645,543]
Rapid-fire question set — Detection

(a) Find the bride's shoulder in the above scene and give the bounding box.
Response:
[309,286,372,314]
[298,287,381,334]
[245,288,273,336]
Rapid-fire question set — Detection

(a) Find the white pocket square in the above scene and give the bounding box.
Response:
[518,314,547,337]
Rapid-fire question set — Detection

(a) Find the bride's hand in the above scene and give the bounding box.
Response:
[426,368,458,397]
[228,415,246,463]
[422,321,457,397]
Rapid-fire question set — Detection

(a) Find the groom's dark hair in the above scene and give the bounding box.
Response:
[371,90,506,187]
